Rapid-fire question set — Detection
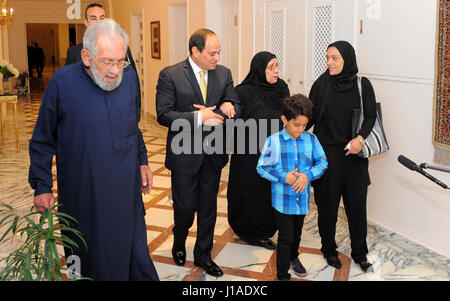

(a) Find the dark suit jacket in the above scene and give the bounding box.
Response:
[65,43,137,69]
[65,43,84,66]
[156,58,241,176]
[65,43,142,120]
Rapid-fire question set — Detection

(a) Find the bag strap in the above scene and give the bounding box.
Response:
[357,76,363,112]
[356,76,364,128]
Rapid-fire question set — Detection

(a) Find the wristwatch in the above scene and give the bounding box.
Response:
[356,136,365,146]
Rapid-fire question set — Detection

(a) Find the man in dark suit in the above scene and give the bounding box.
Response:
[27,42,37,78]
[65,3,141,118]
[34,43,45,78]
[65,3,105,66]
[156,29,241,277]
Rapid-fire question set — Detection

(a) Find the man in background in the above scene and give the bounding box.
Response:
[27,41,36,78]
[65,3,142,117]
[34,42,45,78]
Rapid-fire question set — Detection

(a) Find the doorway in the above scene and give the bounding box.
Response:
[26,24,58,72]
[254,0,307,94]
[221,0,239,84]
[168,3,188,66]
[26,23,84,73]
[131,12,146,114]
[306,0,355,89]
[254,0,356,94]
[26,23,71,89]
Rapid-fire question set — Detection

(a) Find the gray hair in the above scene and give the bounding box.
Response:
[83,18,129,56]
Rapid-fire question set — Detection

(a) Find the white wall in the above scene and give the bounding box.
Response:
[356,0,450,257]
[169,4,188,65]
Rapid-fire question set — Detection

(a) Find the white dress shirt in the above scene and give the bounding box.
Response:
[189,56,208,85]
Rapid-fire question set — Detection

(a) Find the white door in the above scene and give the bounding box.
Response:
[255,0,307,95]
[131,12,145,114]
[221,0,240,84]
[254,0,356,95]
[306,0,355,90]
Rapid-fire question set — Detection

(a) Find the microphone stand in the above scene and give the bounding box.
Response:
[419,163,450,174]
[417,163,449,189]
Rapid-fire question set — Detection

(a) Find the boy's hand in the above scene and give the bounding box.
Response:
[292,172,309,193]
[285,168,298,185]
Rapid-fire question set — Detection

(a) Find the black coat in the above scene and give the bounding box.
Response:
[227,51,289,243]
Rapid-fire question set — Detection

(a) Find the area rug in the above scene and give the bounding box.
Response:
[434,0,450,165]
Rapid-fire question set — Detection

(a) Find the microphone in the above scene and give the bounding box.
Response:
[398,155,420,172]
[397,155,448,189]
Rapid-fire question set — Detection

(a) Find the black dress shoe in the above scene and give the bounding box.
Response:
[325,255,342,269]
[250,239,277,250]
[359,260,373,272]
[172,248,186,266]
[194,260,224,277]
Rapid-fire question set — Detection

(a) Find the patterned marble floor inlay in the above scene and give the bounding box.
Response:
[0,68,449,281]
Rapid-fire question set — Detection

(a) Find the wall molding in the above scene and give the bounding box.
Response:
[359,73,434,86]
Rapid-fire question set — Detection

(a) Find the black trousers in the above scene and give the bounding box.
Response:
[171,156,222,264]
[36,64,44,77]
[313,144,369,263]
[273,209,305,280]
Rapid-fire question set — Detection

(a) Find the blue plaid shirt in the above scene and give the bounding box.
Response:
[257,128,328,215]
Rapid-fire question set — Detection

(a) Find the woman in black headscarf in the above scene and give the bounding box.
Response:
[227,51,290,249]
[307,41,376,272]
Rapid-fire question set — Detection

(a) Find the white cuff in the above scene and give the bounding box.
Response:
[196,111,202,128]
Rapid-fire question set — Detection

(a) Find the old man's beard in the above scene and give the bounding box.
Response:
[90,60,123,91]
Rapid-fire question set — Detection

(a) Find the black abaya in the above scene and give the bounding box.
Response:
[307,41,376,263]
[227,52,290,243]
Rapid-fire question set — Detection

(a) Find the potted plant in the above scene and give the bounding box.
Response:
[16,72,29,96]
[0,60,19,94]
[0,204,88,281]
[17,72,28,87]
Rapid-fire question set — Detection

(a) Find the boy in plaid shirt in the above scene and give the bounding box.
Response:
[257,94,328,281]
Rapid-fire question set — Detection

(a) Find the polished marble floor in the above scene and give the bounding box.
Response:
[0,68,449,281]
